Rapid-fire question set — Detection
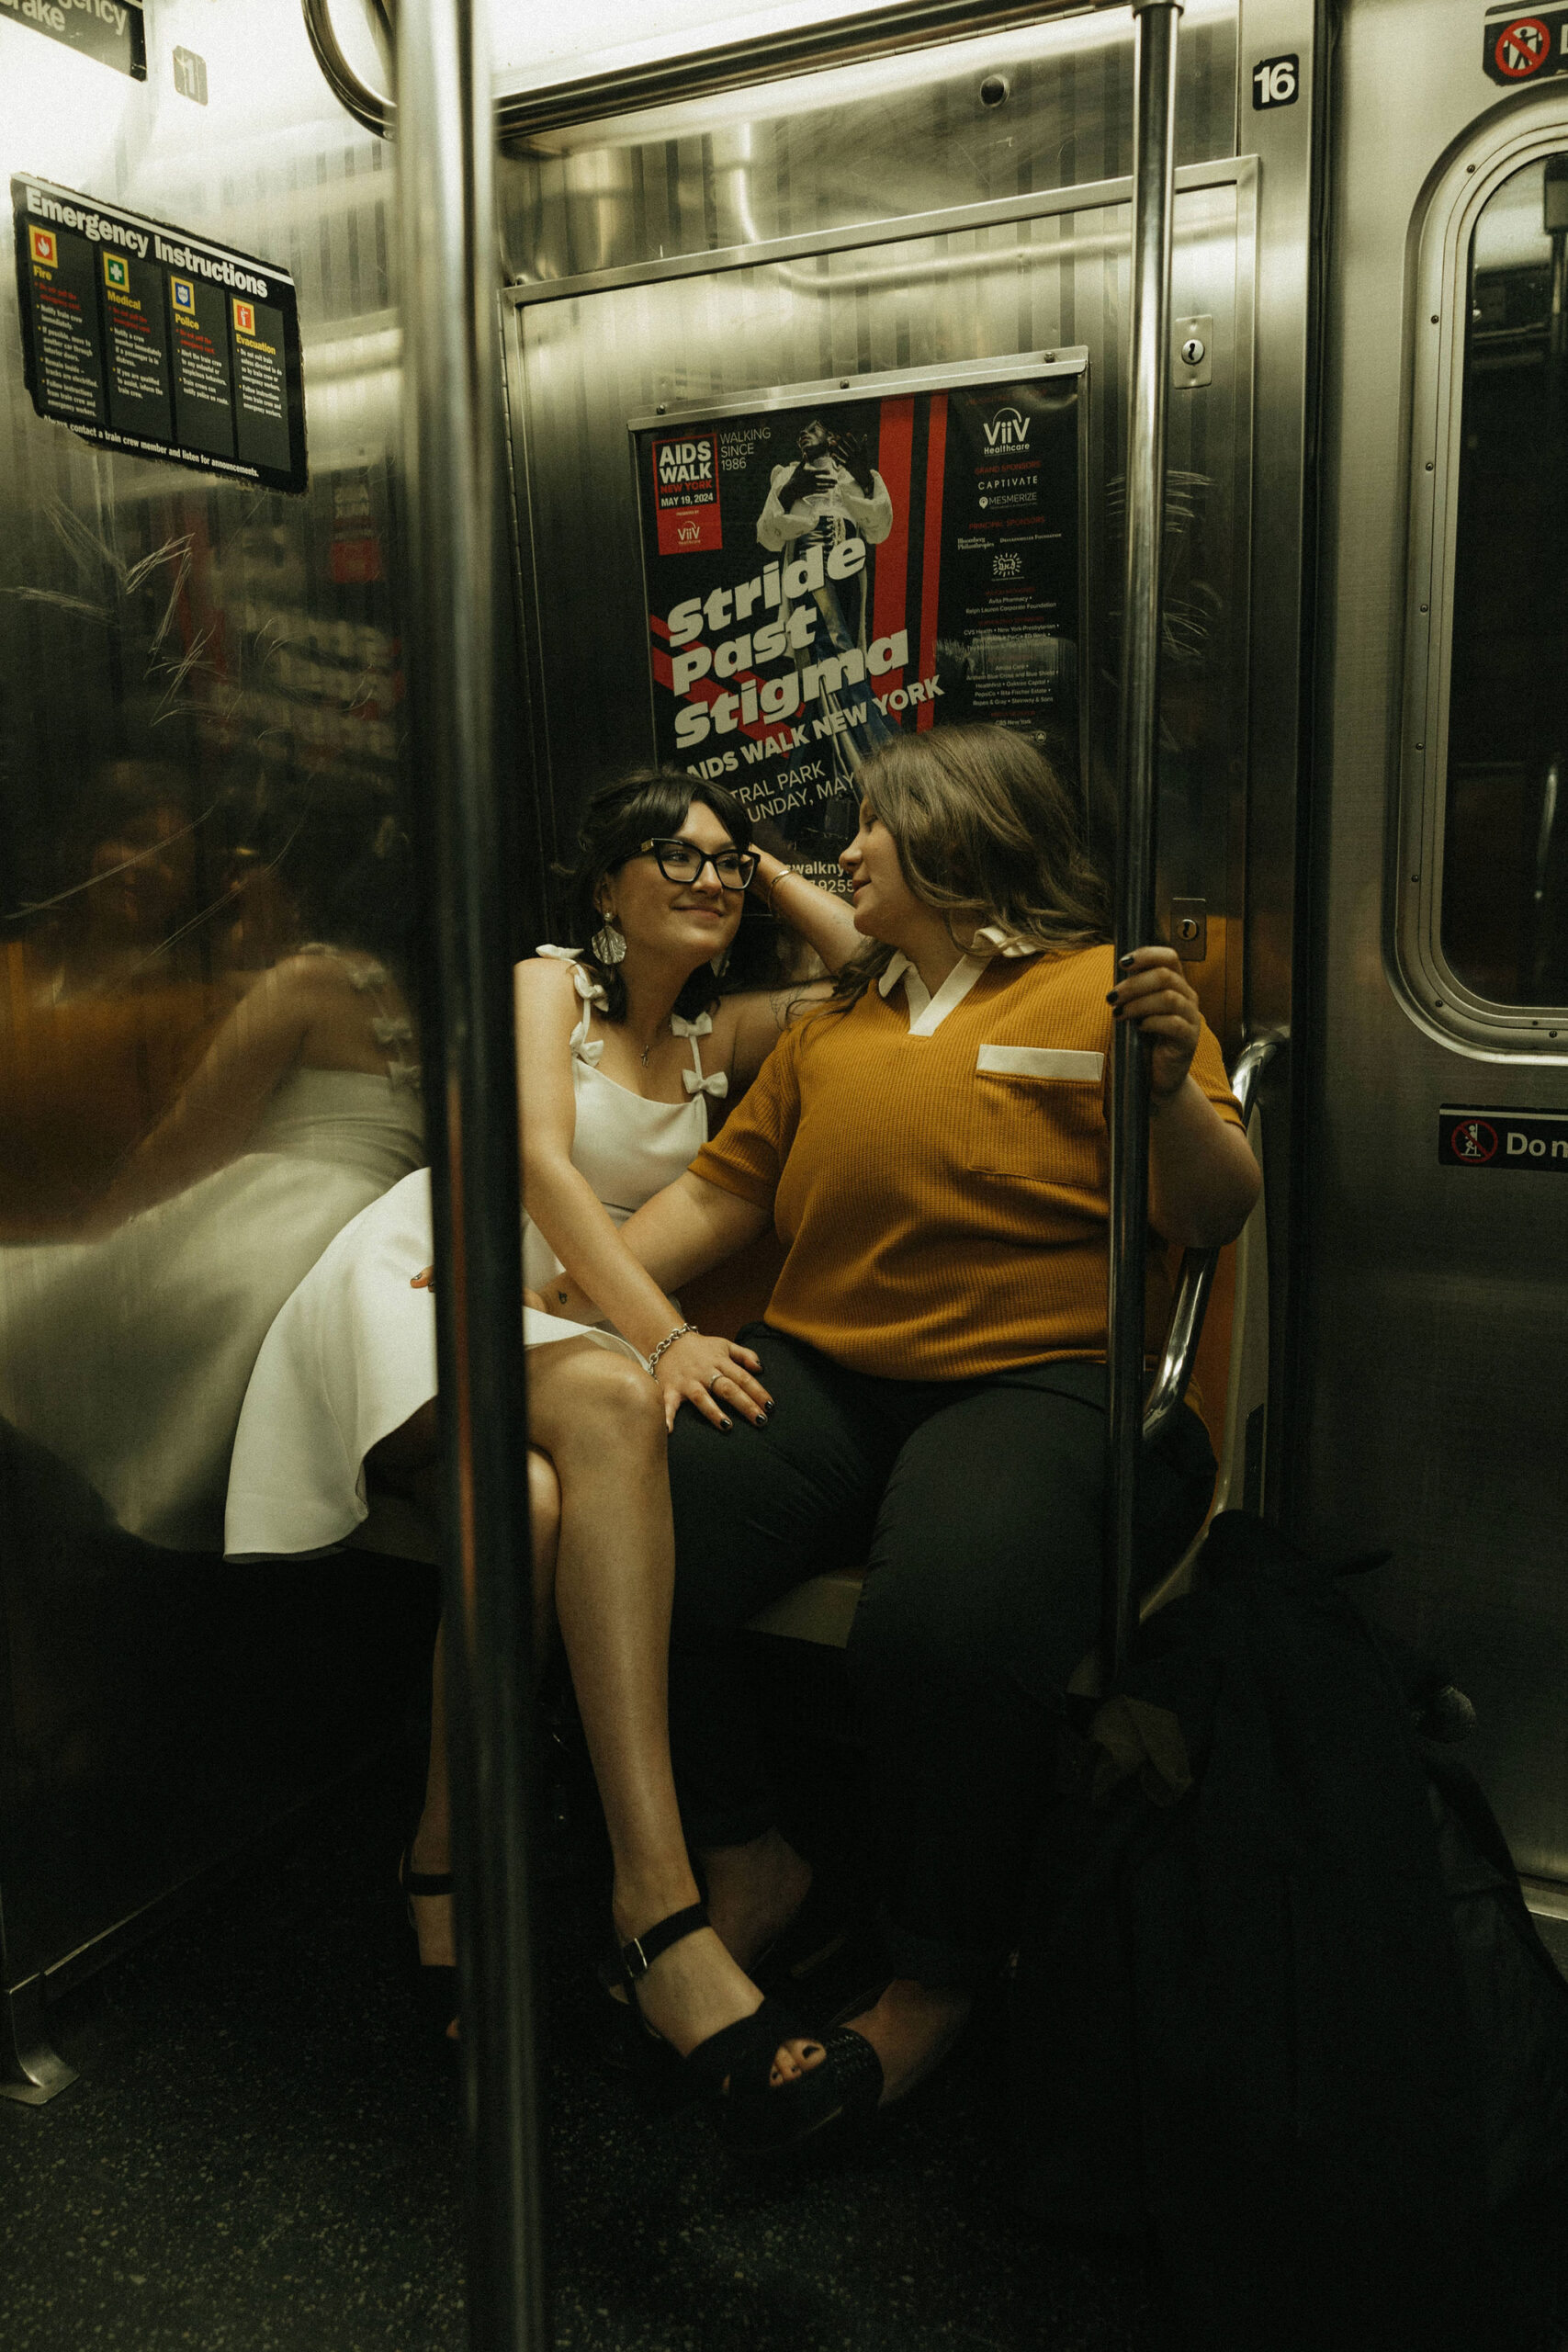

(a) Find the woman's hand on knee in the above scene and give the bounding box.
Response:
[655,1331,772,1434]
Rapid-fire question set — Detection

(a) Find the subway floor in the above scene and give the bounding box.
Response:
[0,1742,1176,2352]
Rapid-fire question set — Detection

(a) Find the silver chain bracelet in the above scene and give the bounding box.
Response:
[645,1321,697,1376]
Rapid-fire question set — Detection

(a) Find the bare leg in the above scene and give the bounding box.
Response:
[700,1832,815,1973]
[378,1414,561,2015]
[525,1340,820,2082]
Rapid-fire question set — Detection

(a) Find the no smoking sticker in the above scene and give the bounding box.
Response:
[1483,4,1568,83]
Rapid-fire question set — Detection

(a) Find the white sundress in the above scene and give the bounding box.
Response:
[223,948,727,1559]
[0,948,423,1553]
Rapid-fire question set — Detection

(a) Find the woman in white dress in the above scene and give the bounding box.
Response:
[226,771,861,2101]
[0,939,422,1553]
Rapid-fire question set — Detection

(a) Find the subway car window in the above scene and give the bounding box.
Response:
[1441,152,1568,1005]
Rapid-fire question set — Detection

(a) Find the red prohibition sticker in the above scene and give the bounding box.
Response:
[1494,16,1554,75]
[1448,1116,1498,1162]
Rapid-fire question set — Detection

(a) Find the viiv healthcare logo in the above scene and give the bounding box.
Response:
[652,430,722,555]
[982,405,1032,450]
[28,226,57,268]
[103,253,130,293]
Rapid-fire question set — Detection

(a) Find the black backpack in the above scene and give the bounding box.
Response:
[1010,1511,1568,2352]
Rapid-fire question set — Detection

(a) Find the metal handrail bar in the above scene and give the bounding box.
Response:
[306,0,1140,147]
[396,4,548,2348]
[1141,1035,1280,1447]
[1101,0,1182,1690]
[496,0,1110,144]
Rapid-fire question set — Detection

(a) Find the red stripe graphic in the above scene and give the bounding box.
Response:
[872,397,914,692]
[916,395,947,731]
[651,639,774,743]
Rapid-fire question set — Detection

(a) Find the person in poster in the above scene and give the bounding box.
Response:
[756,419,897,830]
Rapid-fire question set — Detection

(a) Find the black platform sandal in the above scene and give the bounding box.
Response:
[400,1849,458,2049]
[722,2022,885,2160]
[615,1902,817,2143]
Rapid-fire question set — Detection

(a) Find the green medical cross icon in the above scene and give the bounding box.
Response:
[104,254,129,290]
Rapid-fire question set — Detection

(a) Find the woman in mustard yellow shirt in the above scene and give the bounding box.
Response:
[581,723,1260,2154]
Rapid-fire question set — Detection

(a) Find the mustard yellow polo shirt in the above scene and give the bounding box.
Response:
[690,942,1243,1382]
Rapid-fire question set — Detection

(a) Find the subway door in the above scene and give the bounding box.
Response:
[1306,0,1568,1896]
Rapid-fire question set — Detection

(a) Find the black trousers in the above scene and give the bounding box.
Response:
[666,1325,1217,1988]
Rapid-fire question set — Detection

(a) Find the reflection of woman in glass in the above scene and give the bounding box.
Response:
[228,772,861,2087]
[0,833,423,1552]
[43,763,204,999]
[758,419,897,813]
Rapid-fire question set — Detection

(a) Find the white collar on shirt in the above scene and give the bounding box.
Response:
[877,927,1042,1037]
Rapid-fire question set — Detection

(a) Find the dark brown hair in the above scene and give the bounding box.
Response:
[826,725,1109,1006]
[554,767,751,1024]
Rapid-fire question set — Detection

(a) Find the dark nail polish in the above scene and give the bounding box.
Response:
[1105,989,1119,1004]
[720,1417,732,1430]
[1118,953,1136,969]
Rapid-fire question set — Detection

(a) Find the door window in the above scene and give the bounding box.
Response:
[1441,153,1568,1004]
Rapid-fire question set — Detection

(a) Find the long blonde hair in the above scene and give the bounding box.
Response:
[827,726,1109,1006]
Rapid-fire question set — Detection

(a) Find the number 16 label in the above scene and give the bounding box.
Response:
[1252,52,1300,106]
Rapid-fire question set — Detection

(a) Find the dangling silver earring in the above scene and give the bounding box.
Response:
[592,920,626,966]
[710,944,731,978]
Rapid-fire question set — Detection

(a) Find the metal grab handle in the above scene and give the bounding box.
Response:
[1101,0,1183,1690]
[1141,1035,1280,1447]
[303,0,395,138]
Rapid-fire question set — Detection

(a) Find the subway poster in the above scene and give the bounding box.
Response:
[631,369,1082,868]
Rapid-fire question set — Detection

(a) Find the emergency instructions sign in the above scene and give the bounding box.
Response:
[12,176,306,492]
[0,0,146,80]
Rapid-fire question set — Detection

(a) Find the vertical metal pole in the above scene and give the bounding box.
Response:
[1103,0,1183,1688]
[396,6,548,2348]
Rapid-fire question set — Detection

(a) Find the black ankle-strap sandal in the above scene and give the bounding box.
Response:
[723,2023,885,2160]
[615,1903,815,2141]
[400,1848,458,2050]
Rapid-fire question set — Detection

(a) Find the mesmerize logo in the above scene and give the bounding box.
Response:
[653,430,722,554]
[983,406,1032,450]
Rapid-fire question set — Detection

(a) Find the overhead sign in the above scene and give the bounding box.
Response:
[1482,4,1568,82]
[630,365,1083,863]
[11,175,306,493]
[0,0,145,80]
[1439,1106,1568,1168]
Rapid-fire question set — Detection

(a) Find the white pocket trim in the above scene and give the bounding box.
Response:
[976,1044,1104,1081]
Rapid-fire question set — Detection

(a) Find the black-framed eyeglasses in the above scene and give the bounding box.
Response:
[637,837,758,889]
